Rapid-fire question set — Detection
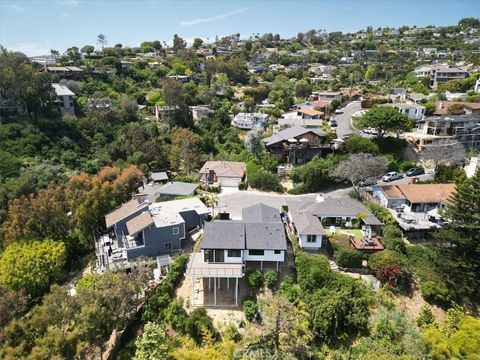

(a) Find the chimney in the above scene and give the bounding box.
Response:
[316,193,325,203]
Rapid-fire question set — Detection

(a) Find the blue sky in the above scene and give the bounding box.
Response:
[1,0,479,56]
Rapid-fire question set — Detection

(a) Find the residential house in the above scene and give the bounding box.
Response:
[185,203,287,307]
[406,92,429,104]
[47,66,83,80]
[434,101,480,116]
[199,161,246,187]
[286,196,383,252]
[404,115,480,150]
[155,181,197,199]
[95,197,210,272]
[52,83,75,115]
[263,125,332,164]
[372,183,455,237]
[278,108,324,127]
[310,91,343,103]
[414,64,470,88]
[232,112,269,130]
[385,103,425,119]
[445,91,468,101]
[189,105,212,120]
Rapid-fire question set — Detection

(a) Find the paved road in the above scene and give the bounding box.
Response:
[217,188,351,219]
[331,101,363,139]
[375,172,434,186]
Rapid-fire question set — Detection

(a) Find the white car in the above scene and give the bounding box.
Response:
[382,172,403,182]
[363,127,378,136]
[352,110,367,119]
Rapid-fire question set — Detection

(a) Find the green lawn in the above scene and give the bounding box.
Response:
[326,228,364,238]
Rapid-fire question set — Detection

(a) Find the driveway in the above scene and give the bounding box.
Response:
[331,101,362,139]
[217,188,351,219]
[376,172,434,186]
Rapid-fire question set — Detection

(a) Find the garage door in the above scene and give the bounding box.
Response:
[219,177,241,187]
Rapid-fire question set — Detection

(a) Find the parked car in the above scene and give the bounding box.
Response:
[363,127,378,136]
[334,109,343,114]
[330,119,337,127]
[359,177,378,187]
[382,171,403,182]
[406,167,425,176]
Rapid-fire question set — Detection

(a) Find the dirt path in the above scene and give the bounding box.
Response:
[394,288,446,323]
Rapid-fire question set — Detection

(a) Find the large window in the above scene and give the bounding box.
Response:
[274,250,281,254]
[249,250,264,256]
[227,249,241,257]
[164,242,172,251]
[204,249,213,262]
[306,235,316,243]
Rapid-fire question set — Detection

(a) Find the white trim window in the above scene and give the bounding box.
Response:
[173,227,179,235]
[306,235,316,243]
[164,242,172,251]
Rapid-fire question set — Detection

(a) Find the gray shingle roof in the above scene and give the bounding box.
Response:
[200,203,287,251]
[245,222,287,250]
[158,182,197,196]
[291,212,326,235]
[150,171,169,181]
[242,203,281,223]
[200,221,245,249]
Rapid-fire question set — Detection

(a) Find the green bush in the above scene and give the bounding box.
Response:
[280,276,300,302]
[243,300,259,322]
[382,236,406,253]
[399,160,416,172]
[345,135,379,154]
[369,250,411,293]
[246,162,284,193]
[416,305,436,328]
[365,203,397,225]
[434,165,466,184]
[264,270,278,289]
[238,181,246,190]
[141,254,189,322]
[174,175,196,183]
[246,269,263,288]
[185,307,218,344]
[295,253,331,293]
[333,245,364,268]
[420,280,454,307]
[382,225,406,253]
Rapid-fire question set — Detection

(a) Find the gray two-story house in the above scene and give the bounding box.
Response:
[95,197,209,272]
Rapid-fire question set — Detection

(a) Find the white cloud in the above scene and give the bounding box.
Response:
[8,42,52,56]
[180,8,248,26]
[10,4,24,12]
[61,12,70,18]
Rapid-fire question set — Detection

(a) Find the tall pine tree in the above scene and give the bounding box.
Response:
[434,170,480,301]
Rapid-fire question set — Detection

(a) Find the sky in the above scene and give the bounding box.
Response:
[1,0,479,56]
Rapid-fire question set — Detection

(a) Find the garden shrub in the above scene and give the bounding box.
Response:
[365,203,397,225]
[185,307,218,344]
[264,270,278,289]
[246,269,263,288]
[333,245,364,268]
[369,250,411,293]
[141,253,189,322]
[399,160,416,172]
[243,299,259,322]
[280,276,300,302]
[417,305,437,328]
[246,162,284,192]
[420,280,454,307]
